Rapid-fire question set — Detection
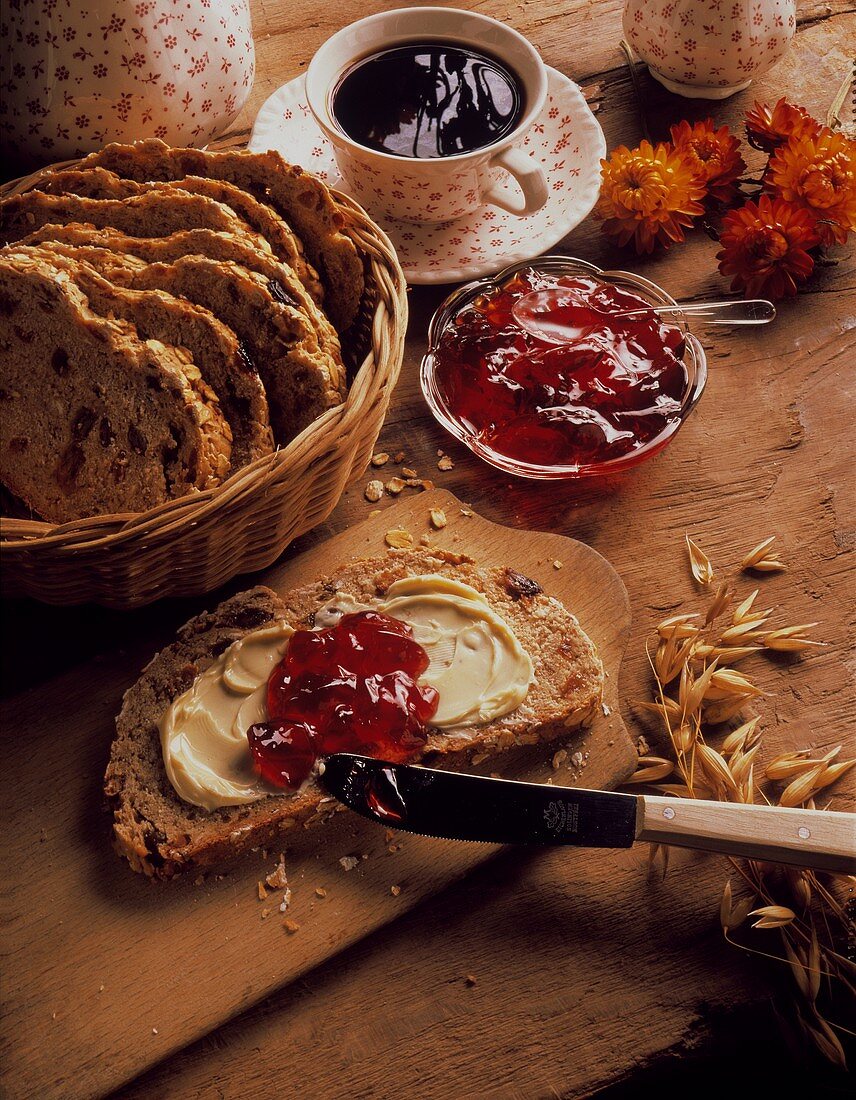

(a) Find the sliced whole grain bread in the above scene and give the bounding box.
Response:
[107,549,604,878]
[30,245,346,445]
[12,244,274,468]
[77,140,364,333]
[38,168,324,304]
[17,223,343,374]
[0,252,232,523]
[0,188,258,246]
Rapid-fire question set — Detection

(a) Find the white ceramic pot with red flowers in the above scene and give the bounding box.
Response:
[623,0,796,99]
[0,0,255,171]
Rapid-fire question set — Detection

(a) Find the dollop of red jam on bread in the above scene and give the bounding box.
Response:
[247,610,439,789]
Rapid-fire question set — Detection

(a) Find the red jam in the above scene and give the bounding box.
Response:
[247,611,439,790]
[432,271,689,468]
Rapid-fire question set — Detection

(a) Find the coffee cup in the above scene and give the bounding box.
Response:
[305,7,549,224]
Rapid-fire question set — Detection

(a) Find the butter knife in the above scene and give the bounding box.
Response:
[318,753,856,875]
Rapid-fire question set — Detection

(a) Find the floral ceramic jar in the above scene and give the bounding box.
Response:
[0,0,255,171]
[623,0,796,99]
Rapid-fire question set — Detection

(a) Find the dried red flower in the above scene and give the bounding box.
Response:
[717,195,820,300]
[670,118,746,204]
[765,128,856,247]
[744,98,822,153]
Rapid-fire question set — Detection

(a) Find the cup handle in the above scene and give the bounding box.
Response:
[483,146,549,216]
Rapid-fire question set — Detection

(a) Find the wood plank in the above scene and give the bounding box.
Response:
[0,490,635,1100]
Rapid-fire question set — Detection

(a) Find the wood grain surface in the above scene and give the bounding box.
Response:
[2,2,854,1098]
[0,490,635,1099]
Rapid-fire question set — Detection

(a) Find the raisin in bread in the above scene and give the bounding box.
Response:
[107,550,603,878]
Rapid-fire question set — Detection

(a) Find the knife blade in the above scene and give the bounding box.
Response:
[319,752,640,847]
[318,753,856,873]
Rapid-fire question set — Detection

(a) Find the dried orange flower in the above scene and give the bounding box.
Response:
[745,98,822,153]
[597,141,706,253]
[670,119,746,204]
[717,195,820,300]
[765,129,856,247]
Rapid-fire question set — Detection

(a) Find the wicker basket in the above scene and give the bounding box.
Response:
[0,168,407,608]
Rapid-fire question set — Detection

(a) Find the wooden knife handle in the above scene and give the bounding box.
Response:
[637,795,856,874]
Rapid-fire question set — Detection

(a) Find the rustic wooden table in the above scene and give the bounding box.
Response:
[3,1,854,1097]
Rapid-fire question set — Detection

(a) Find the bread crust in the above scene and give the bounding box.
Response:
[107,550,603,878]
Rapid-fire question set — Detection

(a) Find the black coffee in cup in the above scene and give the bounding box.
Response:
[331,41,524,159]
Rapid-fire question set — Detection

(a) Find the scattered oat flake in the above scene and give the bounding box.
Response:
[402,467,418,478]
[390,885,402,896]
[284,920,301,934]
[429,508,447,529]
[570,751,584,767]
[552,749,568,770]
[385,476,406,495]
[364,479,384,502]
[685,535,714,585]
[369,508,382,517]
[460,508,473,516]
[315,887,327,898]
[437,455,455,471]
[385,527,414,549]
[339,855,360,871]
[371,452,390,467]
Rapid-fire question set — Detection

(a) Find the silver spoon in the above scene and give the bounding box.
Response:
[512,288,776,345]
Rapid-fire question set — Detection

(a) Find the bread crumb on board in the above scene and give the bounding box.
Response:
[437,455,454,471]
[339,855,360,871]
[284,919,300,935]
[265,853,288,890]
[371,452,390,467]
[429,508,447,530]
[390,884,402,897]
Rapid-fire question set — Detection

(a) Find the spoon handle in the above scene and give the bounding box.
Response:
[625,299,776,325]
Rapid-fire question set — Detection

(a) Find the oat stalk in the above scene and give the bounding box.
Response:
[629,534,855,1067]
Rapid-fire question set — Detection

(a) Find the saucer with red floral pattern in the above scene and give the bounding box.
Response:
[249,66,605,285]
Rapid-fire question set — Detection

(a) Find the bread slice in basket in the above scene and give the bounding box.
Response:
[30,244,346,445]
[37,168,323,304]
[0,188,257,245]
[12,244,274,468]
[107,549,604,879]
[76,140,364,333]
[0,252,232,522]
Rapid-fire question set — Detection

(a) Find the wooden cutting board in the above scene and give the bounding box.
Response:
[0,489,636,1099]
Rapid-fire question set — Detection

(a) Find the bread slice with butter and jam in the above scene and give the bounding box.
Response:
[107,549,603,879]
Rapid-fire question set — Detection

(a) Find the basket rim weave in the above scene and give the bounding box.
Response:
[0,160,407,559]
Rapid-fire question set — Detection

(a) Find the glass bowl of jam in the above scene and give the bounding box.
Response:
[421,256,707,479]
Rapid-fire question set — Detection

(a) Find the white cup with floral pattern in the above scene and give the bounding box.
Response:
[305,7,549,224]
